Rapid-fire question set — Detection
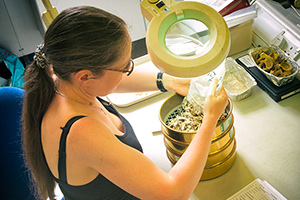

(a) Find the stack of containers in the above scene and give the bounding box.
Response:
[159,94,236,180]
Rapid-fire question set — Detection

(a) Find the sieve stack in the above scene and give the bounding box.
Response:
[159,94,236,180]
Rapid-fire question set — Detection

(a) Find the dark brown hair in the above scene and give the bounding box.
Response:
[22,6,128,200]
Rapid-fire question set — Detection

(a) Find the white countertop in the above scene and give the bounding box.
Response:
[112,65,300,200]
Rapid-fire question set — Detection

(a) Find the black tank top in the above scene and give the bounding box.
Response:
[52,98,142,200]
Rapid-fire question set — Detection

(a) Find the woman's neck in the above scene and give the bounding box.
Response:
[55,80,98,107]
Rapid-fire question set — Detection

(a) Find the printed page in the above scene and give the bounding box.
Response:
[192,0,233,11]
[227,179,288,200]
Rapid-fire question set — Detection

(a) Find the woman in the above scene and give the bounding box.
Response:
[22,6,228,200]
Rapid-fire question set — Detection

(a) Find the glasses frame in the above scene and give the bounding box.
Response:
[104,59,134,76]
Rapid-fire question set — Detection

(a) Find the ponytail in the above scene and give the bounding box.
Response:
[22,57,56,199]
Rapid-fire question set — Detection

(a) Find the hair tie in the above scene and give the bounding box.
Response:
[33,43,50,69]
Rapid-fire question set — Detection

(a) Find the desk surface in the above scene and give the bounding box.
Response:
[114,71,300,200]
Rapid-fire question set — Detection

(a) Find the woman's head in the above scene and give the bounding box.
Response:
[43,6,130,81]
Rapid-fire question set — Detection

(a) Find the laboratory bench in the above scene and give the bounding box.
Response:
[110,60,300,200]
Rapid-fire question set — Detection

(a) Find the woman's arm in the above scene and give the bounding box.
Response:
[114,66,191,97]
[70,79,228,200]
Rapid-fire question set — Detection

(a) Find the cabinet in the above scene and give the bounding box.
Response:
[34,0,147,42]
[0,0,44,57]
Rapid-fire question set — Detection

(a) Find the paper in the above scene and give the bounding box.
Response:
[106,91,161,107]
[192,0,233,12]
[227,179,287,200]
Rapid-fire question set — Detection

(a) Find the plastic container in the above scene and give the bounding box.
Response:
[228,19,254,56]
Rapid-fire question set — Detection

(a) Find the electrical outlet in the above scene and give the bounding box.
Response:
[285,46,300,61]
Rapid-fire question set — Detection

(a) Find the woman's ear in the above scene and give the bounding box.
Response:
[74,70,92,83]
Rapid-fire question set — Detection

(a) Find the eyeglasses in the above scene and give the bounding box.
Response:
[104,59,134,76]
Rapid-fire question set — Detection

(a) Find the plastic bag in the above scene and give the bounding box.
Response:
[186,61,226,113]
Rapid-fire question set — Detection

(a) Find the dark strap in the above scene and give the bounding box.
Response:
[156,71,168,92]
[58,116,86,183]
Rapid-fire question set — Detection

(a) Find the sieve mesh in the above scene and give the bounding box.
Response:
[165,106,185,125]
[165,100,230,132]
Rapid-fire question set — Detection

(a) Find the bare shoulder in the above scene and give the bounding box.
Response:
[68,116,108,135]
[67,116,115,146]
[65,116,121,163]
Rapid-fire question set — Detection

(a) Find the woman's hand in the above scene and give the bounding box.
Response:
[163,75,191,97]
[203,78,228,123]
